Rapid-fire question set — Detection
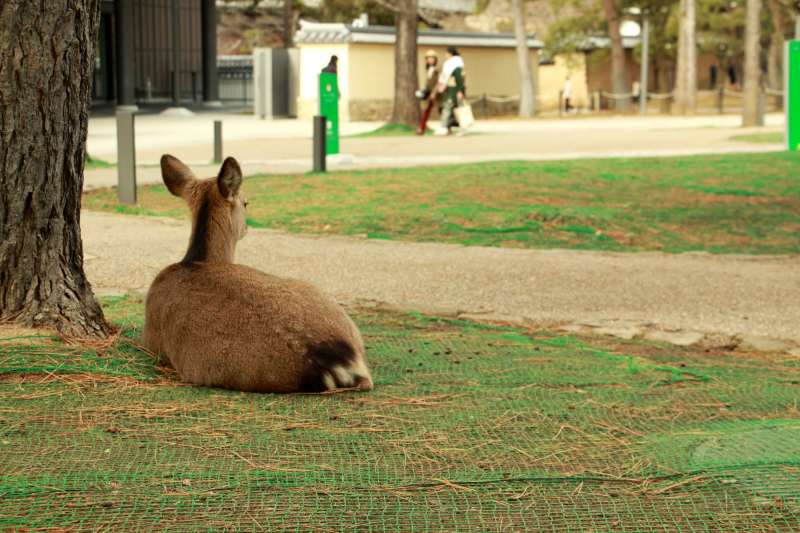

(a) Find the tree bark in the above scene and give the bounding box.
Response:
[742,0,763,126]
[283,0,294,48]
[654,59,672,113]
[674,0,697,114]
[390,0,419,126]
[512,0,536,117]
[601,0,630,112]
[766,0,785,91]
[0,0,113,338]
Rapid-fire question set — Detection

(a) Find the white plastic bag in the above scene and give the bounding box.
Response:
[454,103,475,130]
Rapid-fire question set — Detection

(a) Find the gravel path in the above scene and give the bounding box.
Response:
[83,211,800,352]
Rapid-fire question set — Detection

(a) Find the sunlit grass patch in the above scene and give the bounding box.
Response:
[83,153,800,254]
[729,132,784,144]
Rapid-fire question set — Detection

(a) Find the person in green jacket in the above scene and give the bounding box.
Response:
[435,47,465,135]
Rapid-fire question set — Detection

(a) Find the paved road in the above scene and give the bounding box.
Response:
[84,113,786,189]
[82,211,800,352]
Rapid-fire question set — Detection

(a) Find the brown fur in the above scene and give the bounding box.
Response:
[143,155,373,393]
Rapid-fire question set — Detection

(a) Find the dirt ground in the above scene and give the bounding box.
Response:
[4,297,798,531]
[83,113,785,189]
[82,211,800,353]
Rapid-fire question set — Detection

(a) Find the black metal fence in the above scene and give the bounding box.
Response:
[132,0,202,102]
[218,55,253,104]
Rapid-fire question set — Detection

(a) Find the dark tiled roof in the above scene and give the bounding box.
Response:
[295,22,543,49]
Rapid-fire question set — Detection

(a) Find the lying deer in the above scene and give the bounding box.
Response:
[143,155,373,393]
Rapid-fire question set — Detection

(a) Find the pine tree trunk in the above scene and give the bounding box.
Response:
[674,0,686,111]
[743,0,763,126]
[512,0,536,117]
[0,0,113,338]
[601,0,630,112]
[390,0,419,126]
[685,0,697,111]
[283,0,294,48]
[766,0,785,91]
[674,0,697,114]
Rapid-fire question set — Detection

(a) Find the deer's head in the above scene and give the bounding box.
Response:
[160,155,248,264]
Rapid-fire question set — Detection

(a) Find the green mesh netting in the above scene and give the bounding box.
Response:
[1,301,799,531]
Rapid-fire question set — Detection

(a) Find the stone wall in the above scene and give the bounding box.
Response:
[348,97,534,121]
[348,99,394,121]
[467,97,520,117]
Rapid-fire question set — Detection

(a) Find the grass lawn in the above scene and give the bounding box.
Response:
[351,123,422,137]
[351,123,479,138]
[86,155,114,170]
[83,152,800,254]
[1,296,798,530]
[730,132,784,144]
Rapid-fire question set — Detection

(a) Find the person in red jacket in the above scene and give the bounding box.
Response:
[416,50,441,134]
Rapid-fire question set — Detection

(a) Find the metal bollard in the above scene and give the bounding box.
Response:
[214,120,223,163]
[313,115,327,173]
[116,111,137,205]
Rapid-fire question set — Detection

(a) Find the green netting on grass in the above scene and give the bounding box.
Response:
[1,299,799,531]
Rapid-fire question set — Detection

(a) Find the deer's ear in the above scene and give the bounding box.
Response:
[217,157,242,199]
[160,155,195,198]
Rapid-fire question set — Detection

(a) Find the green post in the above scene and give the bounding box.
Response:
[786,40,800,150]
[319,72,340,155]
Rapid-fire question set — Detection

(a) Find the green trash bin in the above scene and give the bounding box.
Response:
[785,40,800,151]
[319,72,340,155]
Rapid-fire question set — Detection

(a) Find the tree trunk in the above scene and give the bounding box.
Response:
[766,0,785,91]
[283,0,294,48]
[675,0,686,107]
[654,59,671,113]
[742,0,763,126]
[601,0,630,112]
[0,0,113,338]
[512,0,536,117]
[390,0,419,126]
[674,0,697,114]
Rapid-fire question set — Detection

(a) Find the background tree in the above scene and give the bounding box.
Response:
[309,0,394,24]
[375,0,420,127]
[512,0,537,117]
[601,0,631,111]
[0,0,112,338]
[284,0,294,48]
[642,1,679,112]
[545,0,606,56]
[743,0,763,125]
[698,0,747,87]
[674,0,697,113]
[766,0,788,92]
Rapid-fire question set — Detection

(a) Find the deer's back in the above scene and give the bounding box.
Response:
[143,262,364,392]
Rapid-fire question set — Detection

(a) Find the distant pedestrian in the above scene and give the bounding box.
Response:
[727,65,737,88]
[322,55,338,74]
[416,50,441,134]
[562,75,573,113]
[416,50,440,101]
[435,46,465,135]
[321,55,340,101]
